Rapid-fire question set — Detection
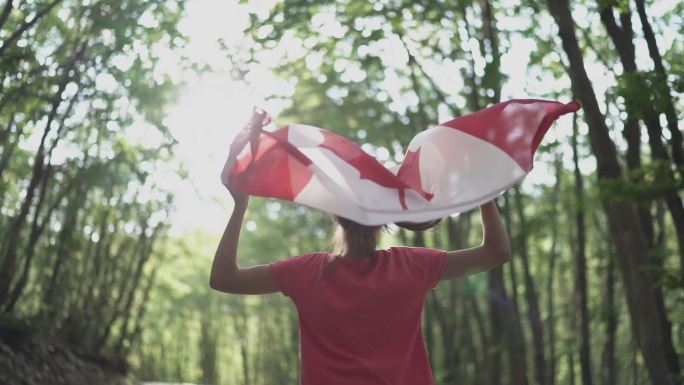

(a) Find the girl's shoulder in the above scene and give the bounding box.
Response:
[384,246,445,255]
[273,251,330,270]
[285,251,329,262]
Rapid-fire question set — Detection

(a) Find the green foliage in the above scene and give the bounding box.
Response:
[2,0,683,384]
[0,0,188,368]
[617,71,673,120]
[139,0,684,383]
[598,160,684,202]
[664,40,684,95]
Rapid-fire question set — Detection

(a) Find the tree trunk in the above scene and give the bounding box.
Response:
[468,295,488,384]
[199,316,219,385]
[3,164,52,312]
[459,1,482,112]
[513,187,549,385]
[634,0,684,168]
[474,4,525,381]
[601,3,682,379]
[0,0,13,32]
[237,315,251,385]
[601,3,684,285]
[102,223,159,352]
[598,5,655,249]
[0,114,19,182]
[568,352,576,385]
[119,260,161,358]
[429,288,459,385]
[459,296,480,384]
[441,217,466,383]
[545,0,680,382]
[99,226,155,350]
[602,247,618,385]
[0,41,86,303]
[501,193,529,385]
[43,185,85,308]
[571,109,593,385]
[413,230,439,374]
[5,90,82,311]
[546,157,562,385]
[5,167,77,312]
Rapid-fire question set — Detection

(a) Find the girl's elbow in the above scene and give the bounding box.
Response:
[489,245,511,266]
[209,276,223,291]
[209,275,233,292]
[499,249,512,263]
[209,265,240,292]
[497,242,512,263]
[483,242,511,265]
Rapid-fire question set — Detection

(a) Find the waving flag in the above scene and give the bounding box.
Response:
[222,99,580,226]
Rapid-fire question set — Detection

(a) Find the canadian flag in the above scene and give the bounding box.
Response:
[222,99,580,225]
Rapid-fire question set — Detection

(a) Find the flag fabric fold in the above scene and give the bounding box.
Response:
[223,99,580,225]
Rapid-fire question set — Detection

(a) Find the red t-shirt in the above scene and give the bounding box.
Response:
[270,246,447,385]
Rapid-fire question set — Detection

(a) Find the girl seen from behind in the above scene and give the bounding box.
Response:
[209,178,511,385]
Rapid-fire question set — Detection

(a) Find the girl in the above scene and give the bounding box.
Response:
[209,180,511,385]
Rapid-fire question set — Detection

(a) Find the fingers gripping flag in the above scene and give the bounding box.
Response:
[222,99,580,225]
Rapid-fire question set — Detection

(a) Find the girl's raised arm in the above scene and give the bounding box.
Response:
[209,130,280,294]
[210,110,278,295]
[440,201,512,281]
[209,189,279,294]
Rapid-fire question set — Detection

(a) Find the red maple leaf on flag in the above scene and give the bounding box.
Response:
[318,130,432,209]
[396,148,434,201]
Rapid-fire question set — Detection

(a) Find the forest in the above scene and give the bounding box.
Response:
[0,0,682,384]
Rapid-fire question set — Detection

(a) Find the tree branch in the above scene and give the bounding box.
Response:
[0,0,64,56]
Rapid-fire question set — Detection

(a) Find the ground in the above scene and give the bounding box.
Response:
[0,329,131,385]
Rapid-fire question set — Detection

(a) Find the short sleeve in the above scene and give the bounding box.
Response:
[399,247,448,290]
[270,253,321,298]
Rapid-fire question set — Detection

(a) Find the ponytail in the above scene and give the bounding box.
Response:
[331,216,385,259]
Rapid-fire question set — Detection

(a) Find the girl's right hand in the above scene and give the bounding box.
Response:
[228,184,249,207]
[221,107,270,195]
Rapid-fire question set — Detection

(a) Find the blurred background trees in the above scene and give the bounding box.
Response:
[0,0,682,384]
[0,0,186,366]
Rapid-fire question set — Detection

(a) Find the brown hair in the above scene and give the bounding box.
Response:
[330,216,387,259]
[329,216,443,260]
